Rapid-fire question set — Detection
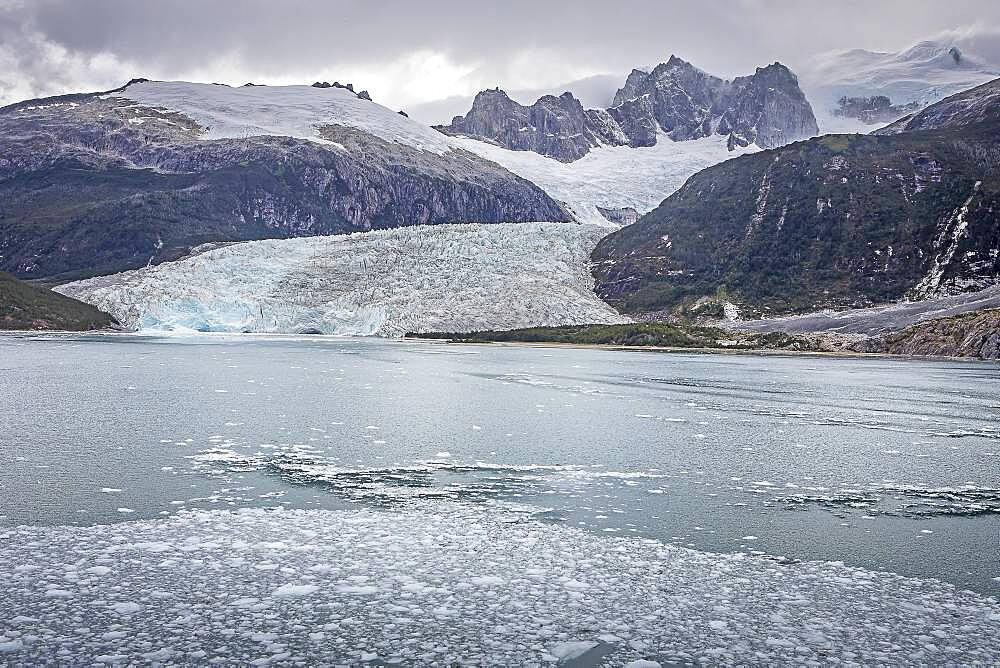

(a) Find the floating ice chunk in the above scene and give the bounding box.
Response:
[271,584,319,598]
[10,616,38,625]
[0,639,23,653]
[44,589,74,598]
[111,601,142,614]
[99,488,123,493]
[86,565,112,576]
[625,661,662,668]
[549,641,599,660]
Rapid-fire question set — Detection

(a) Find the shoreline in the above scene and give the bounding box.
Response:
[404,335,1000,363]
[2,328,997,363]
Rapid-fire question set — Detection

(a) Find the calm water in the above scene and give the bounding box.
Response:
[1,333,998,593]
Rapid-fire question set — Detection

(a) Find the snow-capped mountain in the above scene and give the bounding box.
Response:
[0,80,567,281]
[438,57,818,161]
[56,222,629,336]
[799,40,1000,133]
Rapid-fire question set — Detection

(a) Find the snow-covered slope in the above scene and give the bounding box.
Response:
[450,133,756,225]
[118,80,751,225]
[116,80,454,154]
[57,223,629,336]
[800,41,1000,133]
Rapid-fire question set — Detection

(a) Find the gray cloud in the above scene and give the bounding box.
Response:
[2,0,1000,114]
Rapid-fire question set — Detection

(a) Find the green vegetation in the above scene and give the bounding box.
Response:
[0,273,116,330]
[409,322,818,352]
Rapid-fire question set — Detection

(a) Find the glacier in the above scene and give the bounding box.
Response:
[450,133,757,225]
[57,222,629,336]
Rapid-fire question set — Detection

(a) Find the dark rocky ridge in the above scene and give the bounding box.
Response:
[438,57,818,161]
[0,85,569,281]
[592,80,1000,318]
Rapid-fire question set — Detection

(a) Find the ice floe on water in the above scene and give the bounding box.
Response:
[1,502,998,666]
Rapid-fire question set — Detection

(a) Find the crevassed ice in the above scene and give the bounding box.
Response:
[57,222,630,336]
[1,502,997,666]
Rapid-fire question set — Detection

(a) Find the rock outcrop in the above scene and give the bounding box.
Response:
[438,57,818,161]
[833,95,921,125]
[857,309,1000,359]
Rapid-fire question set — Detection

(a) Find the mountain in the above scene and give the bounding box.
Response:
[0,272,116,330]
[0,80,568,282]
[799,40,1000,133]
[56,222,628,336]
[591,78,1000,318]
[438,57,818,161]
[405,74,624,125]
[435,89,626,163]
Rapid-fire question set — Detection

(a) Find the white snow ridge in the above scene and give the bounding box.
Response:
[115,80,455,154]
[1,502,997,665]
[58,222,629,336]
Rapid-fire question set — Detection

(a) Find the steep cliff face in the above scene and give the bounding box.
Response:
[438,57,818,161]
[858,309,1000,359]
[592,113,1000,317]
[0,81,569,281]
[717,63,821,150]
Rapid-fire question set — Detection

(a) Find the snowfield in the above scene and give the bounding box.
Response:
[115,80,455,154]
[1,502,998,666]
[450,133,757,225]
[800,40,1000,133]
[57,223,629,336]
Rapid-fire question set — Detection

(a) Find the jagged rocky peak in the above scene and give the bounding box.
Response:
[718,62,820,149]
[608,55,730,146]
[437,88,626,162]
[440,56,817,161]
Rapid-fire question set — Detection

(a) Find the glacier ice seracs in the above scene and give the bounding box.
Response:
[57,222,629,336]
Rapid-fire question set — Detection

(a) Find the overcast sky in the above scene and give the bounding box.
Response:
[2,0,999,116]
